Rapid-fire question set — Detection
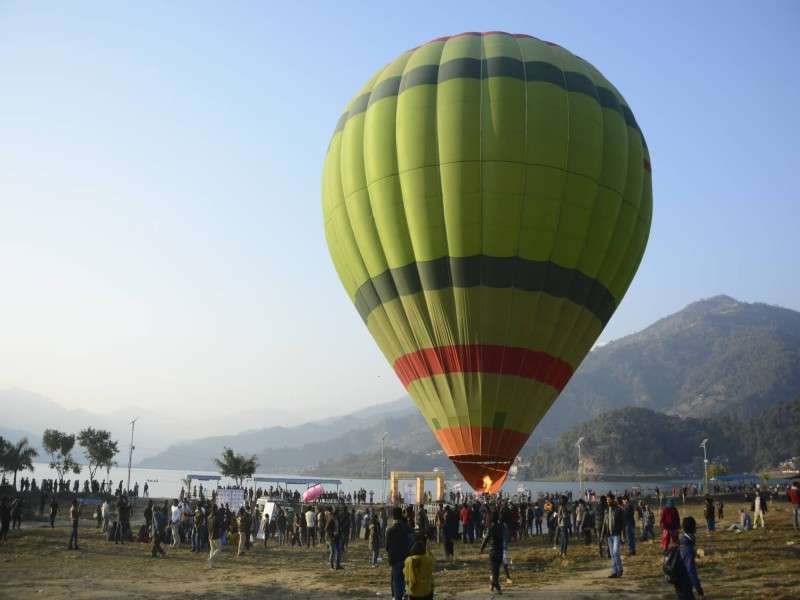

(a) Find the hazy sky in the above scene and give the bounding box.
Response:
[1,1,798,419]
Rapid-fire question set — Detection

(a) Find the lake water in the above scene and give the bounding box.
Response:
[24,463,693,500]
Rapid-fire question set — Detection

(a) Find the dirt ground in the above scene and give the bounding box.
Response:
[1,500,798,599]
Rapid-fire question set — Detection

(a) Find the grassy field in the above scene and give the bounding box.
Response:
[1,500,798,599]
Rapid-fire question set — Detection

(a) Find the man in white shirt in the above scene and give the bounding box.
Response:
[305,507,316,547]
[101,498,112,533]
[170,500,182,547]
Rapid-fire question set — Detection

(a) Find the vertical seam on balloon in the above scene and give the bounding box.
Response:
[613,145,652,297]
[328,133,394,405]
[562,73,632,380]
[545,64,607,403]
[609,165,650,309]
[435,37,465,446]
[339,70,431,435]
[362,54,442,431]
[475,32,486,459]
[532,41,572,439]
[406,41,459,447]
[365,66,438,426]
[596,118,645,318]
[392,44,454,436]
[493,33,530,468]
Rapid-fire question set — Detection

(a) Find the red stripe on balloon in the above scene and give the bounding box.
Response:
[393,344,573,390]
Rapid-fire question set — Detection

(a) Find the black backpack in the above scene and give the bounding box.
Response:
[663,546,684,584]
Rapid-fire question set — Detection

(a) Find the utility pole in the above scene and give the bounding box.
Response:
[127,418,138,494]
[576,436,585,497]
[381,432,388,503]
[700,438,709,492]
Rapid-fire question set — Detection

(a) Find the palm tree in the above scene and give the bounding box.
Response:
[4,438,38,490]
[213,447,258,487]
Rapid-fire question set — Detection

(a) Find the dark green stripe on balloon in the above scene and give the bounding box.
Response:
[353,256,617,326]
[334,56,644,147]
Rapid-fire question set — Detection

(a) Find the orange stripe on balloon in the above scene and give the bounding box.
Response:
[393,344,573,390]
[434,426,529,461]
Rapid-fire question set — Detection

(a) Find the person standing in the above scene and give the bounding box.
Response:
[434,505,444,545]
[703,497,715,533]
[261,508,270,548]
[101,497,112,533]
[298,506,308,547]
[49,497,59,528]
[305,505,316,547]
[68,499,80,550]
[660,498,680,551]
[753,487,768,529]
[191,505,203,552]
[459,502,471,543]
[11,497,23,530]
[236,507,249,557]
[170,499,182,547]
[601,494,624,578]
[672,516,705,599]
[534,502,543,536]
[575,500,586,545]
[326,508,343,570]
[386,507,412,600]
[621,496,636,555]
[404,537,434,600]
[207,505,222,568]
[480,511,504,595]
[143,500,154,537]
[443,505,458,564]
[368,513,382,567]
[276,508,287,546]
[557,497,571,557]
[788,481,800,531]
[0,498,11,543]
[151,505,166,558]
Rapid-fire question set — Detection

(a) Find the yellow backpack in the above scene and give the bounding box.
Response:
[404,552,434,596]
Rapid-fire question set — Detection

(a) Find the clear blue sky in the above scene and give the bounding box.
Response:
[1,1,798,418]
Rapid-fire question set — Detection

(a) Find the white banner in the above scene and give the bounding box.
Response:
[215,488,246,513]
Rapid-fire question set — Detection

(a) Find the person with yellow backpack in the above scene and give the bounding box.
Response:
[404,536,434,600]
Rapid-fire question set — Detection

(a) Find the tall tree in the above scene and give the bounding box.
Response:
[0,436,12,479]
[213,447,258,487]
[42,429,81,481]
[1,437,38,490]
[77,428,119,481]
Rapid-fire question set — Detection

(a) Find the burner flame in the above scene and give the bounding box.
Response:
[482,475,493,493]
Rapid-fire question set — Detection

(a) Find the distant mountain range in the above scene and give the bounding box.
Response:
[137,295,800,475]
[0,388,302,462]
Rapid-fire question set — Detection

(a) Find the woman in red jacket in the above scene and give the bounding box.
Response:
[659,498,680,551]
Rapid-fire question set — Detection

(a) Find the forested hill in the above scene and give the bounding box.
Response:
[520,394,800,479]
[535,295,800,437]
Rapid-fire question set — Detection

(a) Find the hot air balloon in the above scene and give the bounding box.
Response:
[322,32,652,494]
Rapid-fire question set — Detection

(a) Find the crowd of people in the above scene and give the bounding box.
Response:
[2,478,799,599]
[8,476,150,498]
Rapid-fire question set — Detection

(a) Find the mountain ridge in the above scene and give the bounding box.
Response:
[138,295,800,472]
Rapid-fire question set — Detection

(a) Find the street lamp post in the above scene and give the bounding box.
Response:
[381,432,388,503]
[576,436,585,496]
[126,418,138,494]
[700,438,709,492]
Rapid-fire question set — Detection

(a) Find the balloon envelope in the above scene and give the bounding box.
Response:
[322,32,652,492]
[302,484,324,502]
